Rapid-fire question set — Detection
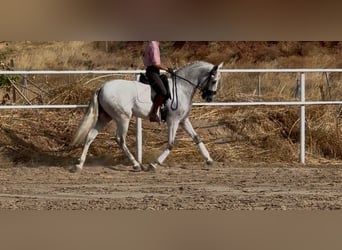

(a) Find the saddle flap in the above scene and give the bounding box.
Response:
[138,73,171,100]
[138,73,150,84]
[136,83,153,103]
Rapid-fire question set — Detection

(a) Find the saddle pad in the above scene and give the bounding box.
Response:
[136,82,153,103]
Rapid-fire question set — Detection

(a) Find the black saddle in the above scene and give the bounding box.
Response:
[139,73,171,100]
[139,73,170,122]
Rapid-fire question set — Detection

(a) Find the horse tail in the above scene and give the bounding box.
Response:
[71,88,101,146]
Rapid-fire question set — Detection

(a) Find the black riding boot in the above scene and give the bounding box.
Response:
[149,95,164,123]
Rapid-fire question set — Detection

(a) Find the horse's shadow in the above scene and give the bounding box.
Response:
[0,127,132,171]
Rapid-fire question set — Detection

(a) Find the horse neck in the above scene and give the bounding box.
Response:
[174,75,197,98]
[175,62,211,97]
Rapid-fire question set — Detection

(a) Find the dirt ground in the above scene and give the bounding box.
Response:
[0,162,340,210]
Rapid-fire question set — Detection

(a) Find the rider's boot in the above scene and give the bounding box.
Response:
[149,95,164,123]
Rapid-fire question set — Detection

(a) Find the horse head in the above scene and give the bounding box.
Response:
[200,62,224,102]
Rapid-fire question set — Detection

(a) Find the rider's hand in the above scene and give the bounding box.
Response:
[167,67,175,75]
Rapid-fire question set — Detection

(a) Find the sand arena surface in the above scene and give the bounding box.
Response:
[0,162,340,210]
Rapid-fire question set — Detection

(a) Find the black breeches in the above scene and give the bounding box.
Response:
[146,68,168,97]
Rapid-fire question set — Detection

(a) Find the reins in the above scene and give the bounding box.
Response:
[170,73,179,110]
[169,68,215,111]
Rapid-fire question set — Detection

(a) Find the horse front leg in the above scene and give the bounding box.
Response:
[148,120,180,171]
[180,118,213,165]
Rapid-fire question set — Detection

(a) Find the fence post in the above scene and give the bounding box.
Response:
[21,74,27,97]
[136,74,142,163]
[295,79,301,99]
[300,73,305,164]
[258,74,261,97]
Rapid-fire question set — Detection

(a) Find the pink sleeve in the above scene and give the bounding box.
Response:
[151,42,161,65]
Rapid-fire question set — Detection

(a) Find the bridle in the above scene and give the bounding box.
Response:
[170,65,218,110]
[172,65,218,91]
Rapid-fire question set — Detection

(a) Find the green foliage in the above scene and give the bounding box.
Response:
[0,74,19,87]
[0,74,10,87]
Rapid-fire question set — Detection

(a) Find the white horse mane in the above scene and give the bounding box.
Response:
[176,60,213,72]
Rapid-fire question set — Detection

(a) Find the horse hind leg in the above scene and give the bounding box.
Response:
[73,112,111,172]
[115,118,142,171]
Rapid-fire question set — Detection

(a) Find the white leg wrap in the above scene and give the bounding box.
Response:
[157,149,170,164]
[198,142,212,161]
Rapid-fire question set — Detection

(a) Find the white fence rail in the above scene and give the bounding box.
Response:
[1,69,342,164]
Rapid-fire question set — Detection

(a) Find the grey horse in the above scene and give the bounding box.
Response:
[71,61,223,172]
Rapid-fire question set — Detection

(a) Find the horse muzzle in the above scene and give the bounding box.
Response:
[202,90,216,102]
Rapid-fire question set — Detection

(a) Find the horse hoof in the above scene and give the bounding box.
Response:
[69,165,82,173]
[148,163,157,172]
[140,164,146,171]
[132,165,142,172]
[206,160,214,166]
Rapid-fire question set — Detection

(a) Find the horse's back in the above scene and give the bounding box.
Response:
[101,79,136,96]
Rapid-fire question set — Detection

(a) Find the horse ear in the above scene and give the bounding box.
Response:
[211,62,223,74]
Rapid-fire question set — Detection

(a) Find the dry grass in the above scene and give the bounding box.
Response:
[1,41,342,166]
